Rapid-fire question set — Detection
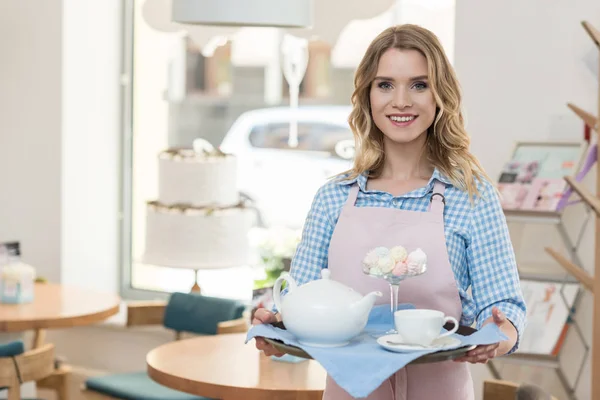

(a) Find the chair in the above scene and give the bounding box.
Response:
[0,340,55,400]
[33,278,70,400]
[483,379,558,400]
[81,292,248,400]
[36,362,71,400]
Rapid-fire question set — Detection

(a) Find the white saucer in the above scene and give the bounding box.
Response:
[377,334,463,353]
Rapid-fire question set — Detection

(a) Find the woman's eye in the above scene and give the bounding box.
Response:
[412,81,428,91]
[377,81,393,90]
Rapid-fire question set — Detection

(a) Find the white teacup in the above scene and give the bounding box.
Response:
[393,309,459,347]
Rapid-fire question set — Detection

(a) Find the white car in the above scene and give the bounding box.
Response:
[220,106,355,229]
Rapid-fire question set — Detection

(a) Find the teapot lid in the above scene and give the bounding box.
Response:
[297,268,362,306]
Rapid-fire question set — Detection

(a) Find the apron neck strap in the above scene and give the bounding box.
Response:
[428,181,446,214]
[346,182,446,211]
[345,185,360,206]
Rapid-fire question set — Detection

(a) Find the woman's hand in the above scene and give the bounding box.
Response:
[454,307,517,364]
[252,308,285,357]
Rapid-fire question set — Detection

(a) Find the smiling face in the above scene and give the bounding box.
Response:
[369,48,437,146]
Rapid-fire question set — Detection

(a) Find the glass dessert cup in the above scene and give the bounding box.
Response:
[364,270,425,336]
[362,247,428,337]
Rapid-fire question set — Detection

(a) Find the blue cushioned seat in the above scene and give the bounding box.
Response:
[0,340,25,357]
[84,293,245,399]
[0,341,26,392]
[85,372,211,400]
[163,292,245,335]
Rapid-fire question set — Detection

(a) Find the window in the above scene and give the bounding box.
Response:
[184,37,233,96]
[121,0,456,300]
[249,122,352,154]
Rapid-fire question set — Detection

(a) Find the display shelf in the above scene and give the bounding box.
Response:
[567,103,598,132]
[545,247,594,292]
[564,176,600,217]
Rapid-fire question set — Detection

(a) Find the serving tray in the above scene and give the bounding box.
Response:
[263,321,477,364]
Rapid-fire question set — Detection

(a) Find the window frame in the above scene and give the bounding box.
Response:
[119,0,172,301]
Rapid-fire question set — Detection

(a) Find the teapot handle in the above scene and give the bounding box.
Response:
[273,273,298,315]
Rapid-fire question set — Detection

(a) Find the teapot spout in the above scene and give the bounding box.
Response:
[351,290,382,321]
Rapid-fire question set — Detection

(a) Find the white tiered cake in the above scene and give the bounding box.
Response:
[142,146,255,269]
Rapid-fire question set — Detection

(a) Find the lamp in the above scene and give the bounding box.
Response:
[171,0,313,28]
[144,0,395,55]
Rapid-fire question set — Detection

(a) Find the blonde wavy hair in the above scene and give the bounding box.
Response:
[345,24,490,200]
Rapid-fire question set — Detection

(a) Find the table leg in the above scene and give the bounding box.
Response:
[32,329,46,349]
[224,392,323,400]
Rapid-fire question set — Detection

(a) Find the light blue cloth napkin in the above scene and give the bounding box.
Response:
[246,304,508,398]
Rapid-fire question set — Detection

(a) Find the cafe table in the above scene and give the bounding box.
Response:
[0,282,121,342]
[147,333,326,400]
[0,282,121,398]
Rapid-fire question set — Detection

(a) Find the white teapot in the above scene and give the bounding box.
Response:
[273,269,382,347]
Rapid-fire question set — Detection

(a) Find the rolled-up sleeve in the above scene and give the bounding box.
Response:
[272,189,335,312]
[467,182,527,354]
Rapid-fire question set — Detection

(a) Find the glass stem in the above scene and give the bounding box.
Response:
[390,283,399,318]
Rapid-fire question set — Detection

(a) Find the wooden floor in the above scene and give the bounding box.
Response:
[33,362,567,400]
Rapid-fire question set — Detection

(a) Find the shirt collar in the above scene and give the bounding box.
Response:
[337,168,452,194]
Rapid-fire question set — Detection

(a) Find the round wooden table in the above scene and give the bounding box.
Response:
[147,333,327,400]
[0,283,121,333]
[0,283,120,399]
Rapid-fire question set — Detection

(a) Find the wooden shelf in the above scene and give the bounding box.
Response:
[518,267,580,285]
[503,209,561,224]
[576,19,600,400]
[545,247,594,293]
[564,176,600,217]
[503,352,559,368]
[582,21,600,49]
[567,103,598,131]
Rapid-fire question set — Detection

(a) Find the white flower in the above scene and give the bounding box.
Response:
[369,266,384,277]
[377,256,394,273]
[250,226,301,260]
[390,246,408,263]
[248,227,269,248]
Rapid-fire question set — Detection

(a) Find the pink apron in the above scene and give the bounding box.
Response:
[324,181,474,400]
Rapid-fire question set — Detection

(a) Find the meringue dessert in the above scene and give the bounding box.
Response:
[362,246,427,279]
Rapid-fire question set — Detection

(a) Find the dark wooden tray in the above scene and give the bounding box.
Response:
[263,322,477,364]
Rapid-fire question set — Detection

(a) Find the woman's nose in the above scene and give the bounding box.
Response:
[393,88,412,109]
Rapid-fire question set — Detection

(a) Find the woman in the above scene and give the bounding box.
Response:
[253,24,526,399]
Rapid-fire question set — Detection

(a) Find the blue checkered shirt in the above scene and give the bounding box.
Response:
[287,168,526,354]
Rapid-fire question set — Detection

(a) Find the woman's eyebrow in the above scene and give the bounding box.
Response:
[373,75,429,82]
[373,76,395,82]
